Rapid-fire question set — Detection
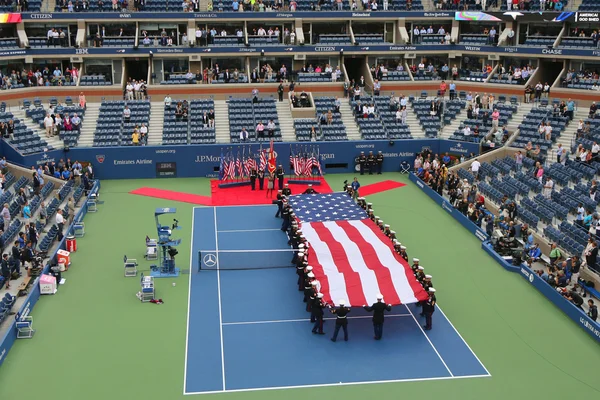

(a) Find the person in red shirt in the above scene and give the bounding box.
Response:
[439,81,447,97]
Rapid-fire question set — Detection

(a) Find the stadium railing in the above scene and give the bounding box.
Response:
[0,179,101,367]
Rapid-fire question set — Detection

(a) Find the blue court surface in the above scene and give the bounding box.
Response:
[184,205,490,395]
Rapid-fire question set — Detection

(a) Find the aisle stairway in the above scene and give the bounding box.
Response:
[146,102,165,146]
[338,101,361,140]
[76,104,100,147]
[275,100,296,142]
[214,100,231,144]
[547,108,589,166]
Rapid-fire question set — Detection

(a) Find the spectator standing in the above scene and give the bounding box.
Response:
[470,158,481,179]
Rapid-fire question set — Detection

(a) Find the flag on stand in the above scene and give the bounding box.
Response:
[218,148,225,181]
[259,144,267,171]
[227,150,236,179]
[267,139,277,174]
[291,145,301,176]
[288,193,428,307]
[236,151,243,178]
[303,147,314,176]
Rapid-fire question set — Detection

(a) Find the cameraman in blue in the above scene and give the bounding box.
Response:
[351,177,361,201]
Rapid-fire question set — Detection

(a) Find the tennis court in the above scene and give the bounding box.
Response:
[184,205,490,395]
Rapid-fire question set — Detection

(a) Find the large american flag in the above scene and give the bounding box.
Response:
[289,193,428,307]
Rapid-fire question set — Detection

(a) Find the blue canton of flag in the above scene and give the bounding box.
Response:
[288,193,368,223]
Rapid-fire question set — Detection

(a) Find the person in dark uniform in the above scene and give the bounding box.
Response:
[363,294,392,340]
[399,245,408,261]
[1,253,11,289]
[277,83,284,102]
[250,168,257,190]
[416,266,426,284]
[383,224,391,237]
[419,275,433,314]
[588,299,598,321]
[258,169,265,190]
[281,203,291,231]
[304,271,315,304]
[376,151,384,174]
[367,151,376,175]
[411,258,420,275]
[368,210,375,221]
[330,300,351,342]
[358,152,367,175]
[422,288,436,330]
[377,220,385,231]
[276,165,285,190]
[275,190,284,218]
[303,184,318,194]
[312,293,326,334]
[296,257,308,290]
[389,230,396,241]
[282,183,292,197]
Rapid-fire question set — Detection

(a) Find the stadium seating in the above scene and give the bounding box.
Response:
[25,102,85,147]
[351,96,412,140]
[313,97,348,141]
[80,75,112,86]
[162,100,190,145]
[228,97,281,143]
[523,36,555,47]
[353,34,385,44]
[161,74,197,85]
[0,111,53,155]
[579,0,600,10]
[380,70,410,82]
[559,37,597,49]
[298,71,344,83]
[459,34,488,45]
[93,101,150,147]
[459,71,488,82]
[190,99,217,144]
[410,99,445,137]
[449,101,516,143]
[512,105,569,157]
[0,38,19,49]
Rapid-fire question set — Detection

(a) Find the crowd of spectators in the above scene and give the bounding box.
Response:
[411,25,450,44]
[497,65,536,85]
[42,107,82,137]
[124,79,148,100]
[0,66,79,89]
[561,69,600,90]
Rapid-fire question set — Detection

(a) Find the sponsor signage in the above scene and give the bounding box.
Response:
[156,162,177,177]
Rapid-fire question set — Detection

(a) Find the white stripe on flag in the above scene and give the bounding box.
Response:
[301,223,350,304]
[325,222,381,305]
[349,220,418,304]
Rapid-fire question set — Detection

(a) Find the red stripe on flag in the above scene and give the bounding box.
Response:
[336,220,402,305]
[311,222,368,306]
[362,221,429,302]
[302,247,333,306]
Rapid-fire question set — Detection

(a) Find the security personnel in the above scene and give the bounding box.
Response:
[376,151,384,174]
[422,288,436,330]
[250,168,258,190]
[282,183,292,196]
[358,152,367,175]
[312,293,326,334]
[303,184,318,194]
[330,300,351,342]
[364,294,392,340]
[276,165,285,190]
[275,190,284,218]
[367,151,376,175]
[258,169,265,190]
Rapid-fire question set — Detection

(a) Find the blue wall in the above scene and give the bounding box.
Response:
[2,139,480,180]
[410,173,600,343]
[0,181,101,368]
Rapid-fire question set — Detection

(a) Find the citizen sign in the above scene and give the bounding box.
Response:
[315,46,336,52]
[31,13,53,19]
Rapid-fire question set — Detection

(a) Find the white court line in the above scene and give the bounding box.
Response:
[182,207,195,396]
[183,374,490,396]
[404,304,454,377]
[217,228,282,233]
[222,314,412,326]
[214,207,226,391]
[436,306,492,376]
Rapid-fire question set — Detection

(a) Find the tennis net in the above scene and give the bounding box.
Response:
[197,249,298,271]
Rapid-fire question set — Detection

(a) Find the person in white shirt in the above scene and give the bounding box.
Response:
[240,127,248,142]
[463,125,471,136]
[543,177,554,199]
[544,123,553,140]
[164,95,172,108]
[140,123,148,144]
[126,82,134,100]
[134,81,142,100]
[123,106,131,122]
[255,121,265,138]
[413,27,420,44]
[56,209,65,239]
[471,158,481,178]
[43,114,54,137]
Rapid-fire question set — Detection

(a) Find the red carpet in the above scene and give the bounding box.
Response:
[210,177,333,206]
[130,187,213,205]
[359,180,406,197]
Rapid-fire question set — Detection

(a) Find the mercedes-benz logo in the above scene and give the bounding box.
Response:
[203,253,217,268]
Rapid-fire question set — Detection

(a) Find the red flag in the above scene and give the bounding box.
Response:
[267,140,276,174]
